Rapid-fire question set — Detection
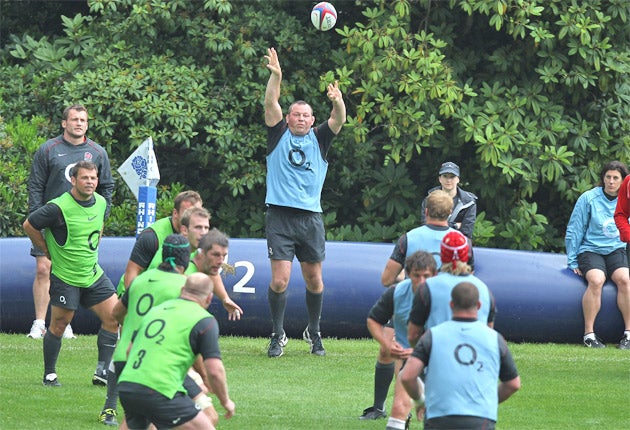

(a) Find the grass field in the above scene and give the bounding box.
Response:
[0,334,628,429]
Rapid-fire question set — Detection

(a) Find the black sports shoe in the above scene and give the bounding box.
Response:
[92,373,107,386]
[617,335,630,350]
[98,408,118,426]
[584,335,605,348]
[303,327,325,356]
[267,332,288,358]
[359,406,387,420]
[43,373,61,387]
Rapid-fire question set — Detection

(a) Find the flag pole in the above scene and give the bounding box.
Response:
[136,137,158,237]
[117,137,160,237]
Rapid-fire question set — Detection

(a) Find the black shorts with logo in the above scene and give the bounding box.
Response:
[49,272,115,310]
[265,205,325,262]
[118,382,200,430]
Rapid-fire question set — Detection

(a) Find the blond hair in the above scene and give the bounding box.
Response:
[426,189,453,220]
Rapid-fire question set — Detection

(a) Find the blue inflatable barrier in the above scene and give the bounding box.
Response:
[0,237,625,343]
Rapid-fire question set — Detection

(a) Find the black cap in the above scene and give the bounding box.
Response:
[439,161,460,176]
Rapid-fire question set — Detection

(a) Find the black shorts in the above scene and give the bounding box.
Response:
[30,243,46,257]
[49,272,116,310]
[118,382,201,430]
[577,248,628,279]
[183,373,202,399]
[424,415,496,429]
[265,205,325,262]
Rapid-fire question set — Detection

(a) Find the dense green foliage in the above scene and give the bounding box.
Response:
[1,0,628,251]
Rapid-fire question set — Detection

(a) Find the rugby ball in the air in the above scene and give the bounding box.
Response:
[311,2,337,31]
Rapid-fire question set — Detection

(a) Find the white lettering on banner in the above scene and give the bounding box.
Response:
[233,261,255,294]
[222,253,256,294]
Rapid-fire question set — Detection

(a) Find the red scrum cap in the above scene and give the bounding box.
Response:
[441,231,469,264]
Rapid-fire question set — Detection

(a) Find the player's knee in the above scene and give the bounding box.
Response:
[35,260,51,278]
[377,345,393,361]
[49,318,69,336]
[390,399,411,420]
[270,278,289,292]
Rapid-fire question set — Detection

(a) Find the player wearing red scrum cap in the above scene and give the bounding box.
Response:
[407,231,497,347]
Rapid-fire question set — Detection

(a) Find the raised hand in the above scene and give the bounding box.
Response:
[327,80,342,103]
[264,47,281,77]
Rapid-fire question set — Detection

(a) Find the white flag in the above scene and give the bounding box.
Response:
[117,137,160,199]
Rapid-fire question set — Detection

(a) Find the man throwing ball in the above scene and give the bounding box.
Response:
[263,47,346,357]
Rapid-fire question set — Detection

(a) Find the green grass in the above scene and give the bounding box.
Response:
[1,334,629,429]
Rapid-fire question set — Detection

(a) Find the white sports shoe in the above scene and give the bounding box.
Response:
[27,320,46,339]
[63,324,77,339]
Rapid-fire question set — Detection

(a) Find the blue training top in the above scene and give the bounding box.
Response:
[565,186,624,269]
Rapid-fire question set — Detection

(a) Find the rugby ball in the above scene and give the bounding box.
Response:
[311,2,337,32]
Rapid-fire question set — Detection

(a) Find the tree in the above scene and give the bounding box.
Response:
[0,0,628,252]
[336,0,630,249]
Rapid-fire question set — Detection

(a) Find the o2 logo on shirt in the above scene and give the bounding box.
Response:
[454,343,484,371]
[64,162,78,183]
[602,218,619,239]
[88,230,101,251]
[288,149,312,171]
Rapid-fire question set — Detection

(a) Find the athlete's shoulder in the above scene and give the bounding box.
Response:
[35,135,65,155]
[84,138,109,155]
[581,186,603,202]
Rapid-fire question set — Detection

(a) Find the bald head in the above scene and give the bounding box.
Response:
[182,272,214,304]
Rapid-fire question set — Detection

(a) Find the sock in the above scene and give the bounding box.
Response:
[43,330,62,376]
[103,361,118,410]
[268,288,287,336]
[624,330,630,339]
[374,361,395,411]
[584,332,595,341]
[385,417,406,430]
[97,328,118,369]
[305,290,323,334]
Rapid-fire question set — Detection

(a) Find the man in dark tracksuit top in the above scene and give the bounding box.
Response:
[401,282,521,430]
[23,161,118,388]
[26,104,114,348]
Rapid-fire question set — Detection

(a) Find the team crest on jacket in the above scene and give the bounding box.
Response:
[84,152,93,161]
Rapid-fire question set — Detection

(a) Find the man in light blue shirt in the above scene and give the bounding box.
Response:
[263,47,346,358]
[401,282,520,429]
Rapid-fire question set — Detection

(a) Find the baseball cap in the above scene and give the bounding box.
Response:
[440,231,469,263]
[439,161,460,177]
[162,234,191,269]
